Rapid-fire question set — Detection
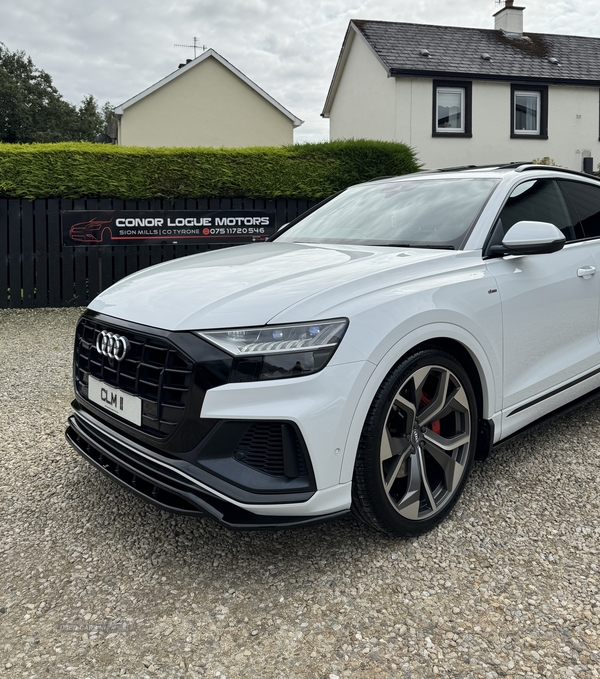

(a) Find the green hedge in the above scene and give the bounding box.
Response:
[0,140,420,200]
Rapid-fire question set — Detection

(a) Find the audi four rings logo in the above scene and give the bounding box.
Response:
[96,331,129,362]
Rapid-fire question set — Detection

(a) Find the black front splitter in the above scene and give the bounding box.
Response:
[66,416,348,531]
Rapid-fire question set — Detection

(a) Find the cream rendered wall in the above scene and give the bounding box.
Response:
[329,33,397,143]
[119,56,293,147]
[404,79,600,171]
[329,40,600,172]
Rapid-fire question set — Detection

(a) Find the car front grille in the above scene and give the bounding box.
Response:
[74,317,195,438]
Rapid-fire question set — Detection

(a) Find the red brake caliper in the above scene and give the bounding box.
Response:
[421,391,441,435]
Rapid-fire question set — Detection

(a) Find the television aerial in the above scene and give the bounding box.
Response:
[174,36,207,60]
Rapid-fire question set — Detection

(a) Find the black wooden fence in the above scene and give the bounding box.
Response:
[0,197,317,309]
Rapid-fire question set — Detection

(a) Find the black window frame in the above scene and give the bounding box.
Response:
[432,80,472,138]
[511,84,548,139]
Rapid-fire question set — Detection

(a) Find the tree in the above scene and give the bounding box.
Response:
[0,43,110,143]
[75,94,106,141]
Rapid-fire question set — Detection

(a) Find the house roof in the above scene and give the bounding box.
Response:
[322,19,600,116]
[114,49,303,128]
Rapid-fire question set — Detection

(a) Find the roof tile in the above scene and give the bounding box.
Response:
[352,20,600,83]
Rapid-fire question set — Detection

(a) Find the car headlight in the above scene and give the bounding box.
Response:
[196,319,348,382]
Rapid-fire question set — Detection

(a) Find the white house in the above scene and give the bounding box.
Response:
[114,49,303,148]
[322,1,600,171]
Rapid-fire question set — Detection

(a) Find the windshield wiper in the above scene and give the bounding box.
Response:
[377,243,455,250]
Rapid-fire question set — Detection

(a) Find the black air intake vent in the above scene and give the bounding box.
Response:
[234,422,309,479]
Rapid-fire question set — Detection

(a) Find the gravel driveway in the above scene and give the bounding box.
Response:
[1,308,599,679]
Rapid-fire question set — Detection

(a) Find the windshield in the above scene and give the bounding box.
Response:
[275,178,499,249]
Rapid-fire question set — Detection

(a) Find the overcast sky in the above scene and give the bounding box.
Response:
[2,0,599,142]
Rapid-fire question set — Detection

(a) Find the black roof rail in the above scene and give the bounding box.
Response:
[515,164,600,181]
[432,162,530,173]
[435,165,479,172]
[496,161,532,169]
[411,163,600,180]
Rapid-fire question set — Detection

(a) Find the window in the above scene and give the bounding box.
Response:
[437,88,464,132]
[560,180,600,240]
[511,85,548,139]
[486,179,582,251]
[514,91,540,134]
[275,178,498,250]
[432,81,472,137]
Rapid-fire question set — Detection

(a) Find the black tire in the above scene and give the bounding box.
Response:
[352,348,477,536]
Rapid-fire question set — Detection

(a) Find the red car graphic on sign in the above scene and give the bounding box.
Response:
[69,218,114,243]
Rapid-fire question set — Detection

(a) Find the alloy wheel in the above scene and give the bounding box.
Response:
[379,364,472,521]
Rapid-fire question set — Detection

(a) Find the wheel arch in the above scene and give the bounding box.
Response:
[413,337,494,461]
[339,324,498,484]
[418,337,483,424]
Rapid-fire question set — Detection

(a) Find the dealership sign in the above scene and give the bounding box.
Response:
[62,210,278,246]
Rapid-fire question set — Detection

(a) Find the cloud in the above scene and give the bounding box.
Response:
[2,0,598,142]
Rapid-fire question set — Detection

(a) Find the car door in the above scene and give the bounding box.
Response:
[485,177,600,437]
[559,178,600,344]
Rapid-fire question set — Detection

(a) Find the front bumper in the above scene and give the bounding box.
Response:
[66,407,350,530]
[68,311,374,530]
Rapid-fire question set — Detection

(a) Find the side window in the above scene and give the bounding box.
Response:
[491,179,581,245]
[559,181,600,240]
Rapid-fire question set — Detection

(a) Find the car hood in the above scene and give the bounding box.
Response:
[89,242,459,330]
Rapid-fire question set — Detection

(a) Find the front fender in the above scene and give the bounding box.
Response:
[338,322,501,484]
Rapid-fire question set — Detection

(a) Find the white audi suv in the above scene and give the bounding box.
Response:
[66,163,600,535]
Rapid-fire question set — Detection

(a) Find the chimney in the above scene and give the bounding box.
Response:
[494,0,525,36]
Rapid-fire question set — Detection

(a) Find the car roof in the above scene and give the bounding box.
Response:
[370,163,600,185]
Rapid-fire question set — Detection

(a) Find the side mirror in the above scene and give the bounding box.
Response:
[490,221,566,256]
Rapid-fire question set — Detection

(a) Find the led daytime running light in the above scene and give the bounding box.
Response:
[197,319,348,357]
[238,338,338,354]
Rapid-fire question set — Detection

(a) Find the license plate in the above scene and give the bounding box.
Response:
[88,376,142,427]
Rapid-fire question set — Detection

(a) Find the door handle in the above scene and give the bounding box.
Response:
[577,266,597,278]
